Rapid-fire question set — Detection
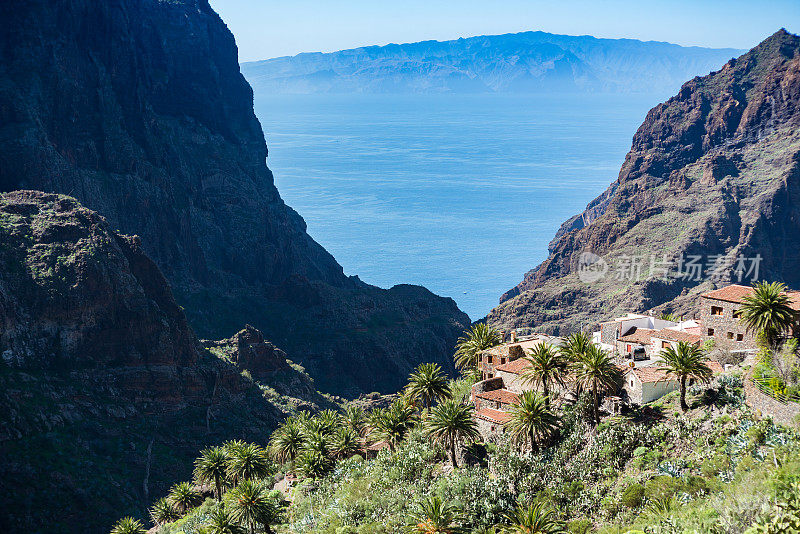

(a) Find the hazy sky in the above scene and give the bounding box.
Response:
[209,0,800,62]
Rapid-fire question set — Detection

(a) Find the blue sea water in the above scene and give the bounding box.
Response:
[252,93,668,321]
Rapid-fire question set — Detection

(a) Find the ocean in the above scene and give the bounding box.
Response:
[252,93,668,320]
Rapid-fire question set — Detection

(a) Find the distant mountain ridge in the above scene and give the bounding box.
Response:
[242,31,744,94]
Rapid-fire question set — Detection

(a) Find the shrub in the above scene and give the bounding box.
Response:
[567,518,592,533]
[645,476,684,501]
[621,483,645,508]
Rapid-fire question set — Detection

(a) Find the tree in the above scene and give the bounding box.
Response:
[228,480,280,534]
[331,425,362,459]
[194,446,229,500]
[227,442,272,484]
[426,399,480,468]
[739,281,796,349]
[168,481,202,514]
[507,391,560,452]
[571,344,621,426]
[408,495,464,534]
[150,498,180,526]
[454,323,502,373]
[295,449,333,478]
[406,362,452,412]
[500,502,565,533]
[343,405,367,436]
[521,343,568,409]
[373,398,418,450]
[203,507,246,534]
[269,421,305,468]
[658,341,713,411]
[559,332,592,363]
[109,517,146,534]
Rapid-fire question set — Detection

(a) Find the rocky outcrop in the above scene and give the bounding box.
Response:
[0,0,469,395]
[202,325,289,380]
[490,30,800,334]
[0,192,333,533]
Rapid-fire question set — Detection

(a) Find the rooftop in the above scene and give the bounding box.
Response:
[618,327,656,345]
[628,359,724,383]
[475,388,519,405]
[701,284,800,310]
[651,328,702,344]
[475,407,512,424]
[495,357,532,375]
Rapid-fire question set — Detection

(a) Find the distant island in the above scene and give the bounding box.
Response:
[241,31,744,94]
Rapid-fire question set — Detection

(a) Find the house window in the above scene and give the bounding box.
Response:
[500,358,506,364]
[630,379,634,387]
[711,306,723,316]
[727,332,734,339]
[661,341,669,349]
[627,344,632,352]
[707,328,715,336]
[733,310,742,318]
[737,333,744,342]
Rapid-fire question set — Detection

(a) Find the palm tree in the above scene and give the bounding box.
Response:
[559,332,592,363]
[406,362,452,412]
[110,517,146,534]
[343,405,367,436]
[454,323,502,373]
[194,446,229,500]
[204,507,246,534]
[500,502,564,534]
[314,409,342,436]
[168,481,202,514]
[739,281,796,349]
[408,495,464,534]
[269,421,305,468]
[521,344,568,409]
[373,398,418,450]
[426,399,480,468]
[571,344,621,426]
[295,449,333,478]
[150,498,179,526]
[228,479,274,534]
[227,443,272,484]
[331,425,362,459]
[507,391,560,452]
[658,341,713,411]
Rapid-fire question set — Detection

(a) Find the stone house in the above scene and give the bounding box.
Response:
[650,327,702,353]
[616,327,656,359]
[596,314,678,354]
[699,284,800,352]
[623,360,724,405]
[478,335,558,381]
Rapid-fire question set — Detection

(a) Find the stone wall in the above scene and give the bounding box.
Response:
[700,297,757,351]
[745,378,800,428]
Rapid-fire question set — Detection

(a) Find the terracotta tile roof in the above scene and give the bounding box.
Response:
[684,326,702,336]
[701,284,800,311]
[618,327,655,344]
[485,338,545,357]
[495,357,531,375]
[651,328,702,344]
[628,367,674,383]
[475,388,519,405]
[475,407,511,424]
[707,360,724,374]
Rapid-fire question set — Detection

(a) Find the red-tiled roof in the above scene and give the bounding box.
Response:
[701,284,800,310]
[495,357,531,375]
[475,407,511,424]
[651,328,702,344]
[475,389,519,405]
[619,327,655,344]
[628,367,674,384]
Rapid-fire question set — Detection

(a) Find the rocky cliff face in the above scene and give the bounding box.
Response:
[490,30,800,333]
[0,0,469,395]
[0,191,334,533]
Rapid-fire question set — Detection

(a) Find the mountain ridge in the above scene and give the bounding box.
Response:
[489,29,800,334]
[242,30,744,94]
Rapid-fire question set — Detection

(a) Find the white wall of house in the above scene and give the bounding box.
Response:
[623,373,678,404]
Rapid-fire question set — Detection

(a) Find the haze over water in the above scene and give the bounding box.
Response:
[253,93,667,320]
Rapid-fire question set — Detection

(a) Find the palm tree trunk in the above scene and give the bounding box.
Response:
[214,474,221,500]
[543,382,550,409]
[680,375,688,411]
[593,382,599,426]
[450,439,458,468]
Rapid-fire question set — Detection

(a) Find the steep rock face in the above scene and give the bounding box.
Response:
[0,0,469,395]
[202,324,289,380]
[0,192,333,533]
[490,30,800,333]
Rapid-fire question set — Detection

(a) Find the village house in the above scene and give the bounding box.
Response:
[622,360,724,405]
[595,313,680,355]
[478,333,554,381]
[699,284,800,352]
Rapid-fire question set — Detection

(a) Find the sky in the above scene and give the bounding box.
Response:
[209,0,800,62]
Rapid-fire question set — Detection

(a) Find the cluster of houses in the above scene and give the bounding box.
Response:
[471,284,799,438]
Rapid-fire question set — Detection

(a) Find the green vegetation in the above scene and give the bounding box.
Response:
[454,324,502,375]
[739,282,796,350]
[521,344,568,409]
[657,341,713,411]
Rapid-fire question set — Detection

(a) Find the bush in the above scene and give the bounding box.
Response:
[567,518,592,533]
[621,483,645,508]
[645,476,684,501]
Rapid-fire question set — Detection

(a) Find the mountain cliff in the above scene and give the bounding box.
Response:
[0,0,469,396]
[0,191,335,532]
[242,31,742,95]
[489,29,800,334]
